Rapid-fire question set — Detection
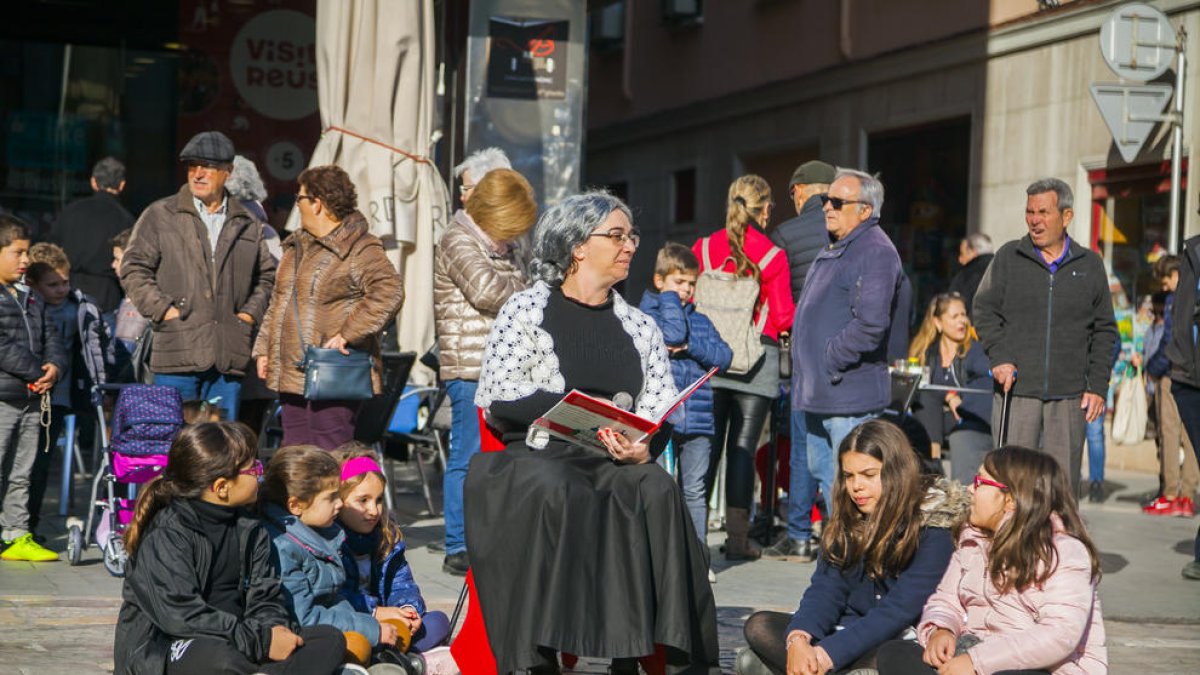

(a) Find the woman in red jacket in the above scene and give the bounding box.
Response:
[693,174,795,560]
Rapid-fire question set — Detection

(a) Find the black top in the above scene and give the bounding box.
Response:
[189,498,243,616]
[492,287,644,436]
[51,191,134,312]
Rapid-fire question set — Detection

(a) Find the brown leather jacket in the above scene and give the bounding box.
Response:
[253,212,403,396]
[433,213,527,381]
[120,185,276,376]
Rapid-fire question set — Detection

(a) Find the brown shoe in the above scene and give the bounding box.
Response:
[724,508,761,561]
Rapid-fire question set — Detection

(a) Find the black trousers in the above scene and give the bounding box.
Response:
[164,625,345,675]
[876,640,1049,675]
[708,388,772,510]
[1171,380,1200,561]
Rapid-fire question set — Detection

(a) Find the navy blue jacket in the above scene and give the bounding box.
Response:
[790,218,903,414]
[340,529,427,616]
[0,282,69,403]
[912,342,993,442]
[787,526,955,670]
[639,290,732,436]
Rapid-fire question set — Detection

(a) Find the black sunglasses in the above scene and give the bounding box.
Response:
[819,194,869,210]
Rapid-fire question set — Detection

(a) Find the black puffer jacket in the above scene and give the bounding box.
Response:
[1167,234,1200,388]
[973,236,1117,399]
[114,499,293,675]
[769,194,828,302]
[0,284,69,403]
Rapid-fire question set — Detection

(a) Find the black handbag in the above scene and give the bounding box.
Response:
[290,244,374,401]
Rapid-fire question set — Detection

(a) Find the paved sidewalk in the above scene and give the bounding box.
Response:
[2,461,1198,673]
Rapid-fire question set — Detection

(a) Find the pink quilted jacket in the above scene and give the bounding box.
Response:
[917,514,1107,674]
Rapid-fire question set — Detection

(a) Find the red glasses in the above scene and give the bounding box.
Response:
[240,460,264,478]
[973,474,1008,491]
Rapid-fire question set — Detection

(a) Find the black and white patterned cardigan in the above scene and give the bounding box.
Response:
[474,281,679,448]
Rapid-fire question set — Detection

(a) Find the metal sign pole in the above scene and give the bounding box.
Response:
[1169,26,1187,254]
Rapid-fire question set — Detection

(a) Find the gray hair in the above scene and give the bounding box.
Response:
[965,233,993,255]
[92,157,125,190]
[454,147,511,180]
[1026,177,1073,212]
[530,191,632,284]
[227,155,268,202]
[834,168,885,214]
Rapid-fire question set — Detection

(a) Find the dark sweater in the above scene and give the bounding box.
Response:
[190,499,243,616]
[769,195,828,302]
[973,236,1117,399]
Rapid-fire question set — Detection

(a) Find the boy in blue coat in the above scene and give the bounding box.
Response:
[639,243,732,549]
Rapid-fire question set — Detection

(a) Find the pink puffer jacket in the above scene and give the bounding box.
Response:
[917,514,1107,674]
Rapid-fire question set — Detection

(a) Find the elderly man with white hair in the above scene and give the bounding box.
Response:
[789,169,903,513]
[454,147,512,206]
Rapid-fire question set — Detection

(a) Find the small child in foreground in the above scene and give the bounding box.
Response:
[113,422,346,675]
[334,444,457,673]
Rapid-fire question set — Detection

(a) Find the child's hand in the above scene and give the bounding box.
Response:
[268,625,304,661]
[923,628,956,668]
[937,653,975,675]
[378,620,399,647]
[31,364,58,393]
[399,605,422,632]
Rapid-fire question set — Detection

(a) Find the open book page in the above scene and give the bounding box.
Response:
[530,368,718,451]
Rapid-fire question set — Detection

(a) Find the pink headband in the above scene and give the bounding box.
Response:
[341,456,383,481]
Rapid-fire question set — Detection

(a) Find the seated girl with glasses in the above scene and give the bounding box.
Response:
[740,419,967,675]
[877,447,1107,675]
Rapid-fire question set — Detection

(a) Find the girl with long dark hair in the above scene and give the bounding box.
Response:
[740,420,965,674]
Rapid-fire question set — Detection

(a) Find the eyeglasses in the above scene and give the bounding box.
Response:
[819,194,869,211]
[458,184,476,195]
[972,474,1008,491]
[589,228,641,247]
[240,460,264,478]
[295,194,316,203]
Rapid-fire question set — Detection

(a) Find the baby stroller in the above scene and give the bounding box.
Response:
[65,385,184,576]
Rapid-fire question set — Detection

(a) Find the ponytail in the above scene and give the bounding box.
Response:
[124,477,174,556]
[724,175,772,283]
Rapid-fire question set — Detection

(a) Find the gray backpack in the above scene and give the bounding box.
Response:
[693,237,782,375]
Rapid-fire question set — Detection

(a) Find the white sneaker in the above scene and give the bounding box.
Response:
[338,665,371,675]
[708,568,717,583]
[420,647,460,675]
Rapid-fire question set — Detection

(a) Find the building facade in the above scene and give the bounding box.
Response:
[585,0,1200,308]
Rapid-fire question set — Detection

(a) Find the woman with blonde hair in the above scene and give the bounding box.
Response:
[434,167,535,575]
[908,292,993,485]
[693,174,794,560]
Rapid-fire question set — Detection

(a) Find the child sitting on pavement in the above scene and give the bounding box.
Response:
[637,243,732,559]
[264,445,423,674]
[0,215,66,562]
[333,443,458,673]
[114,422,347,675]
[877,447,1107,675]
[25,242,114,539]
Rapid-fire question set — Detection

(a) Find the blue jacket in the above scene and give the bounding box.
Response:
[791,218,903,414]
[638,290,732,436]
[340,528,427,616]
[263,503,382,645]
[788,526,955,670]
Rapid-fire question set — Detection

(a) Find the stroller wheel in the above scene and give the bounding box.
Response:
[67,525,85,566]
[103,536,128,577]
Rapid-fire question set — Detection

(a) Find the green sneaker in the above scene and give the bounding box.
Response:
[1,533,59,562]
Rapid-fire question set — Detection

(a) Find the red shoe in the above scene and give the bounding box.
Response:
[1143,496,1176,515]
[1171,497,1196,518]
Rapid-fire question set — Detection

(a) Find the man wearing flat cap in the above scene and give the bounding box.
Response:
[760,160,835,563]
[120,131,276,420]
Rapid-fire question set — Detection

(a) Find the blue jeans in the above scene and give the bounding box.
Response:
[786,411,820,542]
[1086,414,1106,484]
[672,433,711,545]
[155,369,242,422]
[804,411,878,513]
[443,379,480,555]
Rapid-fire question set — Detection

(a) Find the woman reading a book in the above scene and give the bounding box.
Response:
[464,191,720,675]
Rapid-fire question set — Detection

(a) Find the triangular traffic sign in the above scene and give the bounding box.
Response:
[1090,83,1174,163]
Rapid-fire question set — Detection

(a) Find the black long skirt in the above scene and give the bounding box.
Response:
[464,442,721,674]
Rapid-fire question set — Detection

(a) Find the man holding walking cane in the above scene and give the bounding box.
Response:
[973,178,1117,493]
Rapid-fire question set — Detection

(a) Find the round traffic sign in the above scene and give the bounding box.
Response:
[1099,2,1175,82]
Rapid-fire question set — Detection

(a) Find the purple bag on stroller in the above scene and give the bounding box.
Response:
[110,385,184,459]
